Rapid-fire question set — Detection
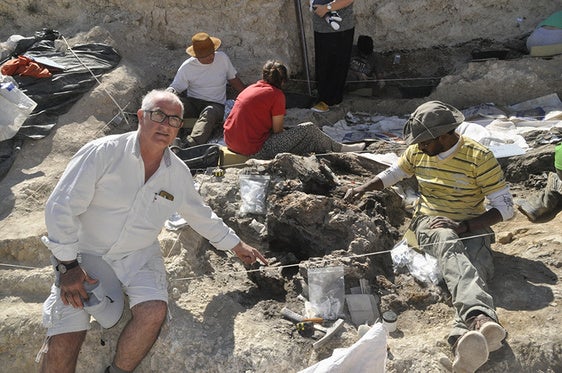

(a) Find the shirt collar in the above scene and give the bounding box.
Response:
[132,131,172,168]
[437,135,463,160]
[163,147,172,167]
[132,131,142,158]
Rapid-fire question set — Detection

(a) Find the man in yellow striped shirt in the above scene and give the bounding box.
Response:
[345,101,514,373]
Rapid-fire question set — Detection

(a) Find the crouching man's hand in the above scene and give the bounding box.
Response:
[429,216,469,235]
[344,187,365,202]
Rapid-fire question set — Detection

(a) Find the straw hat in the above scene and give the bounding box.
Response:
[403,101,465,145]
[186,32,221,58]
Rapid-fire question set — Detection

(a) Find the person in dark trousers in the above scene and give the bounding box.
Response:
[310,0,355,113]
[344,101,514,373]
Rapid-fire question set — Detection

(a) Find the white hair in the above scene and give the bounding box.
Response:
[141,89,184,114]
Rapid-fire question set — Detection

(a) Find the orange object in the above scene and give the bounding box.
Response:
[1,55,52,78]
[302,317,324,324]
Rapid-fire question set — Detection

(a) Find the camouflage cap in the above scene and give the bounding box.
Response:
[403,101,465,145]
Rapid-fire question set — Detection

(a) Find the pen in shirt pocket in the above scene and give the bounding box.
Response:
[155,190,174,201]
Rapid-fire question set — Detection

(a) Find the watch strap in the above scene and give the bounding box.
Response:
[57,259,79,272]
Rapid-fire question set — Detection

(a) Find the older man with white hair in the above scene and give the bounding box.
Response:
[39,89,266,373]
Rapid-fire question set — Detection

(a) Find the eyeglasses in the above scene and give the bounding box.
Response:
[145,110,183,128]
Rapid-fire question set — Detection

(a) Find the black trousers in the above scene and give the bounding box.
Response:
[314,28,354,106]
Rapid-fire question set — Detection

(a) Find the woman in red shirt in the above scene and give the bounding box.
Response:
[223,60,364,159]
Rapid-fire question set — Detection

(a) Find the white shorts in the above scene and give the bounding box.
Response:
[42,252,168,336]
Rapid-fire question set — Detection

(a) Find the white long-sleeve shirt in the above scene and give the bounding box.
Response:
[43,131,239,284]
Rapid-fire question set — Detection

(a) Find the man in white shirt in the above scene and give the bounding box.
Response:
[167,32,246,147]
[38,89,267,373]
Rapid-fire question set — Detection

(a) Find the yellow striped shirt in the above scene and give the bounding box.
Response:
[398,136,507,221]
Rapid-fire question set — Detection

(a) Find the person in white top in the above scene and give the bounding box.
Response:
[167,32,246,147]
[38,89,267,373]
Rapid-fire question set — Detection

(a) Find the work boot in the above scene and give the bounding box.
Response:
[452,331,489,373]
[517,172,562,221]
[467,313,506,352]
[547,169,562,194]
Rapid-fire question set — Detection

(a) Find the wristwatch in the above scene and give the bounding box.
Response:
[56,259,79,274]
[327,2,333,10]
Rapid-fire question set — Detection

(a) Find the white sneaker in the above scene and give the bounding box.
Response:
[452,331,489,373]
[468,313,507,352]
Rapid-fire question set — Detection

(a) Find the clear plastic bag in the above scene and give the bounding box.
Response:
[390,239,442,285]
[308,266,346,320]
[239,174,270,215]
[0,78,37,141]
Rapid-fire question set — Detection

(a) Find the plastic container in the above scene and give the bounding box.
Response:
[82,281,122,328]
[83,281,103,307]
[0,80,37,141]
[382,310,397,333]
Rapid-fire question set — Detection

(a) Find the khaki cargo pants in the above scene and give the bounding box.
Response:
[409,214,498,343]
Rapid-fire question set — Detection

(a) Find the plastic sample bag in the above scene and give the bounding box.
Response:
[0,79,37,141]
[239,174,270,215]
[390,239,442,285]
[308,266,346,320]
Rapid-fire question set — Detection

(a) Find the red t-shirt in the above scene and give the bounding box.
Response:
[223,80,286,155]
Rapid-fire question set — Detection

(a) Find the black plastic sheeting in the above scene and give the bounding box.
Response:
[13,41,121,138]
[0,34,120,181]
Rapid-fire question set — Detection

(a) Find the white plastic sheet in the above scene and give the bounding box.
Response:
[324,94,562,159]
[299,323,387,373]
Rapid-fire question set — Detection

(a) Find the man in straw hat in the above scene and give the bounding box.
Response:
[167,32,246,147]
[344,101,514,373]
